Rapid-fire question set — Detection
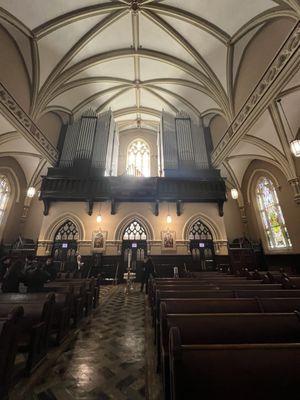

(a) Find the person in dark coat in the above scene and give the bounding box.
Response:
[43,257,58,281]
[140,256,155,293]
[25,263,50,293]
[0,256,12,282]
[1,259,23,293]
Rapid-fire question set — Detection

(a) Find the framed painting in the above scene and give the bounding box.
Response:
[91,230,107,253]
[161,230,176,251]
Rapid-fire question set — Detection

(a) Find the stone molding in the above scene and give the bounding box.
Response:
[212,22,300,166]
[0,83,58,164]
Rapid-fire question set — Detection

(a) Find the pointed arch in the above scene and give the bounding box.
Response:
[183,213,223,241]
[114,213,154,241]
[45,213,85,241]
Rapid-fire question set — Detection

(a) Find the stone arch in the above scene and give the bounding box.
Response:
[114,213,154,241]
[45,213,85,241]
[183,213,223,242]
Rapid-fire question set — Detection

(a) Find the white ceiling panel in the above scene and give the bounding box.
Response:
[0,0,111,29]
[139,14,204,72]
[69,57,135,81]
[69,13,132,67]
[162,15,228,90]
[38,15,108,86]
[162,0,277,35]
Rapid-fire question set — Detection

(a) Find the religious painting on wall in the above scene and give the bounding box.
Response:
[91,230,107,253]
[161,230,176,251]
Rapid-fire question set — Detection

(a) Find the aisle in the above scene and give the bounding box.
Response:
[26,285,146,400]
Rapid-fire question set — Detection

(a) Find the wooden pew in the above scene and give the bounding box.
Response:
[0,307,23,399]
[162,313,300,400]
[283,277,300,289]
[156,298,261,372]
[0,293,55,374]
[169,328,300,400]
[0,293,71,344]
[217,284,282,290]
[236,289,300,298]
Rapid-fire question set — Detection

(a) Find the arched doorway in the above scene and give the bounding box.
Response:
[52,220,79,266]
[189,220,215,270]
[122,220,147,282]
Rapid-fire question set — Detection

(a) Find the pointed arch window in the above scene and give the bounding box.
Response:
[54,220,79,241]
[256,177,291,249]
[0,176,10,225]
[127,139,150,177]
[123,220,147,240]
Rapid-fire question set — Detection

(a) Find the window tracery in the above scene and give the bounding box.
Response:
[127,139,150,177]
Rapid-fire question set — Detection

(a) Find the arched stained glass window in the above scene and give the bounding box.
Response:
[189,220,213,240]
[127,139,150,177]
[0,176,10,225]
[256,177,291,249]
[123,220,147,240]
[54,220,79,241]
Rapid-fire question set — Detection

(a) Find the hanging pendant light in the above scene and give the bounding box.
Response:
[231,188,239,200]
[166,202,172,224]
[96,203,103,224]
[27,187,36,198]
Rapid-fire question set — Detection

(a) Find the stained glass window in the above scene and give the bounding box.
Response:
[0,176,10,225]
[127,139,150,177]
[54,220,79,241]
[256,177,291,249]
[123,220,147,240]
[189,220,213,240]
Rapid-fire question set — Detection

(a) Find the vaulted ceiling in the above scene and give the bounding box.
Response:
[0,0,299,192]
[1,0,299,131]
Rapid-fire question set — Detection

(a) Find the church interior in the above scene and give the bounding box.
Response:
[0,0,300,399]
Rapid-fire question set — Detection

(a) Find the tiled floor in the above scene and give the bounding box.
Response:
[25,285,147,400]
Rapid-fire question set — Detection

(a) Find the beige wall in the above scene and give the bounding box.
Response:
[223,196,245,242]
[37,201,228,257]
[117,129,158,176]
[0,157,27,242]
[21,195,44,241]
[242,160,300,254]
[37,112,63,148]
[234,18,295,113]
[0,24,31,113]
[210,115,228,149]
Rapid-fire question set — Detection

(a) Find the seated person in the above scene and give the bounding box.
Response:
[0,256,12,282]
[1,259,24,293]
[43,257,58,281]
[24,263,50,293]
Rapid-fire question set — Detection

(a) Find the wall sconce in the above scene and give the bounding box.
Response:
[27,187,36,198]
[290,138,300,157]
[96,214,102,224]
[231,188,239,200]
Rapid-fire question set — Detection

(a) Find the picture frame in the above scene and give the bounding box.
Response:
[91,230,107,253]
[161,230,176,251]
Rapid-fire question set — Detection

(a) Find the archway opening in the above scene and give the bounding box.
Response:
[52,220,79,269]
[188,219,215,271]
[121,220,148,282]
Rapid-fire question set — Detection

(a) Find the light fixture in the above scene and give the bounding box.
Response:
[231,188,239,200]
[166,202,172,224]
[27,187,36,198]
[96,202,103,224]
[166,215,172,224]
[277,99,300,158]
[290,138,300,157]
